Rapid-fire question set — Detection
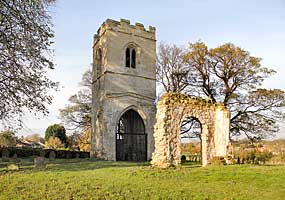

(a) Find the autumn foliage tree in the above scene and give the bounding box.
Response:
[157,42,285,142]
[0,130,18,147]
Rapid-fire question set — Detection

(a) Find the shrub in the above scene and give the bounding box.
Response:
[2,148,10,158]
[268,155,285,164]
[45,137,64,149]
[66,152,72,159]
[40,149,46,157]
[210,156,226,165]
[49,151,56,160]
[234,148,273,165]
[11,153,19,162]
[255,150,273,164]
[0,147,90,159]
[225,155,236,165]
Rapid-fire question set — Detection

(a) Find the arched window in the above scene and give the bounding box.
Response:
[97,48,102,76]
[125,46,136,68]
[131,49,136,68]
[125,48,130,68]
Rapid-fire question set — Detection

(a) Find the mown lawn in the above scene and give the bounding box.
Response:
[0,159,285,200]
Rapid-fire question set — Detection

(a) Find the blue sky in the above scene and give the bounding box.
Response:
[19,0,285,137]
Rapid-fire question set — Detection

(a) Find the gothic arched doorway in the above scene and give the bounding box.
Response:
[116,109,147,161]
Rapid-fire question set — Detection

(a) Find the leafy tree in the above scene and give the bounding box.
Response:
[78,129,91,152]
[45,136,64,149]
[45,124,67,145]
[0,0,57,124]
[67,130,91,152]
[0,130,18,147]
[157,41,285,141]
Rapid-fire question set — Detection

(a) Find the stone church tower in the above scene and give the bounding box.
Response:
[91,19,156,161]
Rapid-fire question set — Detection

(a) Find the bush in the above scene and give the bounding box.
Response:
[2,148,10,158]
[268,155,285,164]
[181,155,186,162]
[45,137,64,149]
[234,149,273,165]
[0,147,90,159]
[210,156,226,165]
[49,151,56,160]
[40,149,46,157]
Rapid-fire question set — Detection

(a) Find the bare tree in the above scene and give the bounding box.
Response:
[59,69,92,150]
[59,69,92,132]
[180,117,202,141]
[156,43,189,93]
[157,41,285,142]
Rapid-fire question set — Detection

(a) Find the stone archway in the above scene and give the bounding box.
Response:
[151,93,230,167]
[115,109,147,161]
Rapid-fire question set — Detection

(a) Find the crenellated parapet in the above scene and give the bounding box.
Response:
[94,18,156,45]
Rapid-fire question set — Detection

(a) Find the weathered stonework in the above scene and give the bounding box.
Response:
[151,93,230,167]
[91,19,230,166]
[91,19,156,160]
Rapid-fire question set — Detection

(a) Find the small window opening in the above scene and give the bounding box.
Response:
[131,49,136,68]
[125,48,130,68]
[125,47,137,68]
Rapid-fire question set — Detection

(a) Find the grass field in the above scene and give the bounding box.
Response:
[0,159,285,200]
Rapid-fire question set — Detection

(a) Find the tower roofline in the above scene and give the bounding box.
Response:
[100,18,156,33]
[93,18,156,47]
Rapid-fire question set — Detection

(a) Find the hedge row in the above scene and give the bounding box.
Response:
[0,147,90,159]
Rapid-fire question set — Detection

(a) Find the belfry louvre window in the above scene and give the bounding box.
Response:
[125,47,136,68]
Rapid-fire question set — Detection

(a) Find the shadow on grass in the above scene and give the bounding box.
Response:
[0,159,205,174]
[181,161,201,169]
[45,159,151,172]
[0,158,151,174]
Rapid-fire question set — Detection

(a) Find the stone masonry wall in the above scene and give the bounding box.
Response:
[151,93,230,167]
[91,19,156,160]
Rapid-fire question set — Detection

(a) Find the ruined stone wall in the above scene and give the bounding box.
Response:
[151,93,230,167]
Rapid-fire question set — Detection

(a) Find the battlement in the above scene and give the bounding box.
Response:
[94,18,156,43]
